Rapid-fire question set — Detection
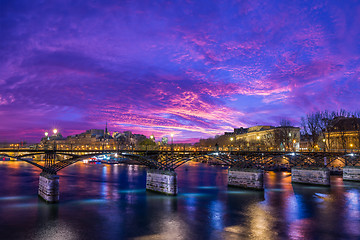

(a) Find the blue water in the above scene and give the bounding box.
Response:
[0,161,359,239]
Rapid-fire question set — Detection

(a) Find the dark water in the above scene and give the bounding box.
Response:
[0,162,359,240]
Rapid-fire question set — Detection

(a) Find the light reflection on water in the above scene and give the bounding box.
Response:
[0,161,359,239]
[0,195,33,201]
[197,186,219,189]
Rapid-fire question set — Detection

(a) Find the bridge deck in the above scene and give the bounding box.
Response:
[1,148,359,173]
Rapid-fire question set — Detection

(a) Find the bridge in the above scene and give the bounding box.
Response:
[1,147,359,203]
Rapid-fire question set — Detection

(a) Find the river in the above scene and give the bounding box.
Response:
[0,161,359,239]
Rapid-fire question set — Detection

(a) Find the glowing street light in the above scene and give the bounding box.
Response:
[350,143,354,153]
[44,131,50,143]
[53,129,58,135]
[229,137,234,152]
[256,135,261,151]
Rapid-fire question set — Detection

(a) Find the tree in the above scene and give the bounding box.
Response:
[353,111,360,150]
[319,110,336,151]
[276,119,294,151]
[236,138,249,150]
[138,138,156,146]
[301,112,322,150]
[262,131,277,150]
[333,109,351,151]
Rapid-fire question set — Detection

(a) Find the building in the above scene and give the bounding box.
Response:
[231,125,300,151]
[113,131,146,146]
[324,117,360,151]
[40,123,116,150]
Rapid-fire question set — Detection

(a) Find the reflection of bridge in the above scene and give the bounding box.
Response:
[1,148,360,203]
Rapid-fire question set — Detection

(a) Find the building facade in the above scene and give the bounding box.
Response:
[323,117,360,152]
[232,125,300,151]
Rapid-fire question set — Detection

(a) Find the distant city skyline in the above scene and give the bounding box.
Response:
[1,0,360,142]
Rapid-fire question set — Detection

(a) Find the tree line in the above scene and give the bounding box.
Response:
[301,109,360,151]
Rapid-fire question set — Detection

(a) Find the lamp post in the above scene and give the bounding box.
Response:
[171,133,174,152]
[43,131,49,149]
[150,135,154,151]
[230,137,234,152]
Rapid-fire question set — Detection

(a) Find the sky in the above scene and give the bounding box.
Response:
[1,0,360,143]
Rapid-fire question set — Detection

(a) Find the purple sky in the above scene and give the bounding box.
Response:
[1,0,360,143]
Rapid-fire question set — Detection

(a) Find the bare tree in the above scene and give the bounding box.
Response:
[351,111,360,150]
[263,131,277,150]
[319,110,336,151]
[236,138,249,150]
[197,134,235,149]
[277,119,294,151]
[301,112,322,150]
[333,109,351,151]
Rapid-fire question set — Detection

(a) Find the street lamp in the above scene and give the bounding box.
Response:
[256,136,260,151]
[43,131,50,149]
[171,133,174,151]
[292,139,297,152]
[53,129,58,135]
[44,131,50,142]
[147,135,154,151]
[230,137,234,151]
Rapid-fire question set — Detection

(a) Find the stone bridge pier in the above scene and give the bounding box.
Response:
[228,168,264,190]
[291,167,330,186]
[343,166,360,181]
[38,172,60,203]
[146,169,178,195]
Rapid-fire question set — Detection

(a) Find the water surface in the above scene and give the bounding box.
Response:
[0,161,359,239]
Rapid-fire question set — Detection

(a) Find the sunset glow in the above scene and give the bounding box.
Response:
[1,0,359,142]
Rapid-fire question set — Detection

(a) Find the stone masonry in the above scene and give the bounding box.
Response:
[38,172,59,203]
[146,169,178,195]
[228,169,264,190]
[291,167,330,186]
[343,166,360,181]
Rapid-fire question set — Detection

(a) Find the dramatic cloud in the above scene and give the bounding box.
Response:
[0,0,359,142]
